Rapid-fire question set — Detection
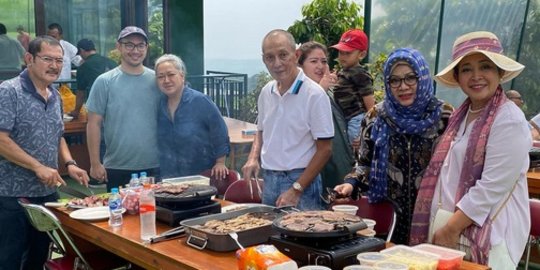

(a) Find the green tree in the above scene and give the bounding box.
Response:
[287,0,364,68]
[238,72,272,123]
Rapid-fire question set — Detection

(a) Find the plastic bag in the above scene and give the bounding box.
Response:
[59,84,76,113]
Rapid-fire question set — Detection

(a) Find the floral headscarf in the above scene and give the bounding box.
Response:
[368,48,442,203]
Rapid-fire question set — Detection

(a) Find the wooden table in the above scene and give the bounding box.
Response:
[528,170,540,198]
[49,201,489,270]
[223,117,257,171]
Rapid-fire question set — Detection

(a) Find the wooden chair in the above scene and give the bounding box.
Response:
[201,169,240,197]
[223,178,264,203]
[525,198,540,269]
[18,200,131,270]
[333,196,397,242]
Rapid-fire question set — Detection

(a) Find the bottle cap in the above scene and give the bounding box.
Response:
[140,172,147,177]
[111,187,119,193]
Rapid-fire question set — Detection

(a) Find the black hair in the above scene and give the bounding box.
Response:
[0,23,6,35]
[47,23,63,35]
[28,35,63,56]
[298,41,328,65]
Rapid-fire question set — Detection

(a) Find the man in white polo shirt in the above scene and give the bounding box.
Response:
[242,29,333,210]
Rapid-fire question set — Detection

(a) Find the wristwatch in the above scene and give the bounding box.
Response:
[292,182,304,192]
[65,160,78,168]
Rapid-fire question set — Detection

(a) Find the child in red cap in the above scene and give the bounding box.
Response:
[331,29,374,150]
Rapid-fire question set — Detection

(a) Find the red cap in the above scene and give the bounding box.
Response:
[331,29,368,52]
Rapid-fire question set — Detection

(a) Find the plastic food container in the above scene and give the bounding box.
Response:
[332,204,359,215]
[381,245,439,270]
[162,175,210,186]
[357,252,388,266]
[412,244,465,270]
[374,261,409,270]
[362,218,376,230]
[343,265,378,270]
[298,265,331,270]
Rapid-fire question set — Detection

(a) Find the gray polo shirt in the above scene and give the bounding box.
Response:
[0,70,64,197]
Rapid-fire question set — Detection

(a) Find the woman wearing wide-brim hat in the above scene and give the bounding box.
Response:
[410,31,531,268]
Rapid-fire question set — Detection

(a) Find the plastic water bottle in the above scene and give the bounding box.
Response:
[108,188,123,227]
[139,171,148,185]
[139,183,156,241]
[129,173,139,187]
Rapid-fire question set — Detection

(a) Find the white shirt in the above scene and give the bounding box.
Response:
[257,69,334,170]
[431,101,531,264]
[58,39,82,80]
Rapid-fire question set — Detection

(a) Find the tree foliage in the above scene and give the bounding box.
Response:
[288,0,364,68]
[237,72,273,123]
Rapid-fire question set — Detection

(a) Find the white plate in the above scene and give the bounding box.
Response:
[69,206,125,221]
[63,114,74,122]
[221,203,265,213]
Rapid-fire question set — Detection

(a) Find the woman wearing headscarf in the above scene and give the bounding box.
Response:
[334,48,453,244]
[410,31,530,268]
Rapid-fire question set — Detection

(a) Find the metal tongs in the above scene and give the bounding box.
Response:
[247,178,263,200]
[320,187,349,205]
[149,226,186,244]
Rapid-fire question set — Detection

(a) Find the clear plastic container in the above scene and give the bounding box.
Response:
[356,252,388,266]
[343,265,378,270]
[412,244,465,270]
[374,261,409,270]
[381,245,439,270]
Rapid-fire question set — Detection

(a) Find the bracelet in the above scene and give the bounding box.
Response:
[65,160,78,168]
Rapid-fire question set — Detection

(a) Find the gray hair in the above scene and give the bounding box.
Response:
[261,29,296,52]
[154,54,187,75]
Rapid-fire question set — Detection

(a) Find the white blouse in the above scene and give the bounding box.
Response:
[431,101,532,264]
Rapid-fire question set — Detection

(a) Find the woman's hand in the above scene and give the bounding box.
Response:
[211,163,229,180]
[334,183,354,197]
[432,224,461,249]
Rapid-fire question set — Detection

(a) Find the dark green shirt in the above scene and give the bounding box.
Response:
[76,53,117,93]
[333,64,374,121]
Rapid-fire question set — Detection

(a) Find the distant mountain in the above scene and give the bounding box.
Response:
[205,58,266,77]
[205,58,268,91]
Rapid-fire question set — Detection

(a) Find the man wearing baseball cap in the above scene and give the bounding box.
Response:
[86,26,161,190]
[330,29,374,154]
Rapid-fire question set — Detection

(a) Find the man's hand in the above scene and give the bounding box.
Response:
[68,165,90,187]
[67,110,80,119]
[242,159,260,181]
[211,163,229,180]
[34,165,66,187]
[276,188,301,207]
[89,163,107,183]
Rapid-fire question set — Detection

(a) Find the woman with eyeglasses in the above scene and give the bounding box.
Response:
[333,48,453,244]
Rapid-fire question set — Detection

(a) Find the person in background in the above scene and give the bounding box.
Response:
[16,25,30,51]
[529,113,540,140]
[86,26,161,191]
[242,29,333,210]
[47,23,81,80]
[410,31,530,268]
[297,41,354,190]
[334,48,453,244]
[505,89,524,108]
[0,36,89,269]
[155,54,230,179]
[330,29,375,149]
[70,38,117,119]
[0,23,25,71]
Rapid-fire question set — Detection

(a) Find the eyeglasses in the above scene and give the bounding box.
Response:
[388,74,418,88]
[120,42,147,51]
[35,55,63,65]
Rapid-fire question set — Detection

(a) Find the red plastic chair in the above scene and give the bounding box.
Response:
[333,196,397,242]
[223,178,264,203]
[525,199,540,269]
[201,169,240,198]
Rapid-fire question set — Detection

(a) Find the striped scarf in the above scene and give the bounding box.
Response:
[368,48,442,203]
[410,86,506,264]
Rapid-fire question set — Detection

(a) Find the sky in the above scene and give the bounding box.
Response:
[203,0,322,60]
